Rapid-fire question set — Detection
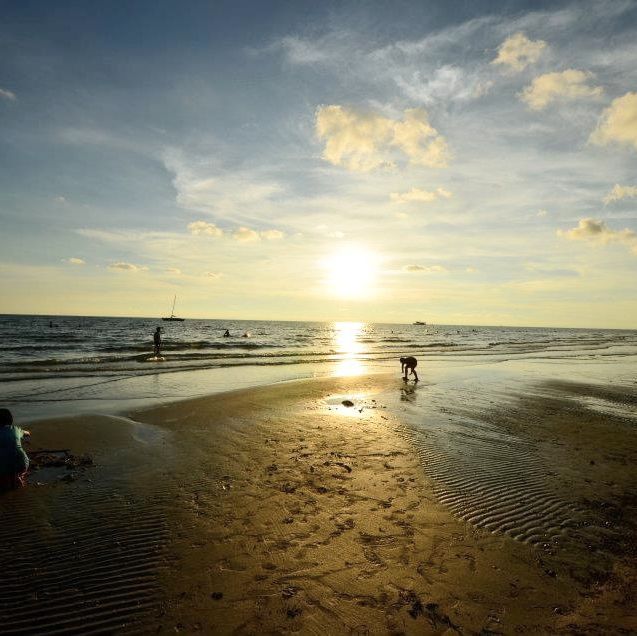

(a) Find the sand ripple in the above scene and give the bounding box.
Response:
[0,482,167,635]
[406,415,579,545]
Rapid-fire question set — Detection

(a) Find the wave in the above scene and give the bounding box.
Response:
[0,344,89,352]
[97,340,282,353]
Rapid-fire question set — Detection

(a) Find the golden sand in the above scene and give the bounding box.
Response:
[1,373,635,634]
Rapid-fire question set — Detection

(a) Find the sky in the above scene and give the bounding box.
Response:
[0,0,636,327]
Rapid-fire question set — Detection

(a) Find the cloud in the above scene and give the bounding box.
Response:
[312,226,345,238]
[260,229,284,240]
[537,209,548,217]
[466,266,477,273]
[276,36,333,64]
[390,187,452,204]
[233,227,260,242]
[231,227,285,242]
[108,262,149,272]
[604,184,637,204]
[55,196,67,204]
[0,88,16,101]
[492,32,547,72]
[403,264,448,273]
[163,150,282,218]
[187,220,224,237]
[205,271,222,279]
[557,218,637,254]
[393,65,493,105]
[524,263,580,277]
[165,268,182,275]
[179,222,284,243]
[62,257,85,266]
[590,92,637,150]
[519,70,603,110]
[315,106,449,172]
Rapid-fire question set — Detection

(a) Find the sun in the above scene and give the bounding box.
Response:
[322,246,379,299]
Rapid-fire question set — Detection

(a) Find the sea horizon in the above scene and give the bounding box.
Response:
[1,312,635,332]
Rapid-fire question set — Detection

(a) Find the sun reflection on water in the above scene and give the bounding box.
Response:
[331,321,367,377]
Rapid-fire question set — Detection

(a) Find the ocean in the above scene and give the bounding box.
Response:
[1,314,636,421]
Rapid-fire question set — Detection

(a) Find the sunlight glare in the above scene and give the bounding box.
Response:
[323,246,379,299]
[331,321,368,377]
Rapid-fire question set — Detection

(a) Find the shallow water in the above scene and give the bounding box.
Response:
[384,359,637,555]
[2,315,636,421]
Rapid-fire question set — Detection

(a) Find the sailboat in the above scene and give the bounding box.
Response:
[162,295,185,322]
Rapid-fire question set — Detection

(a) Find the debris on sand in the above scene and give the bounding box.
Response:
[28,450,94,483]
[341,400,355,407]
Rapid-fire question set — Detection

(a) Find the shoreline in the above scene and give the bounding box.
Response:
[1,366,636,633]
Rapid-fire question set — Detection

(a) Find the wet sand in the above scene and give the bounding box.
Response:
[1,368,636,634]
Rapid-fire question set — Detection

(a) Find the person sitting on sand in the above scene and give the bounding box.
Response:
[153,327,162,356]
[400,356,419,382]
[0,408,30,491]
[223,329,230,337]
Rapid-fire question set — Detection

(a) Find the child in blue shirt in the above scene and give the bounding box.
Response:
[0,408,30,490]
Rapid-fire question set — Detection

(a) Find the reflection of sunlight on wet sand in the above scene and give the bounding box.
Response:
[331,321,368,377]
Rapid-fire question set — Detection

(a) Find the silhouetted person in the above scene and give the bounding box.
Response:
[400,356,418,382]
[0,408,30,491]
[153,327,162,356]
[223,329,230,337]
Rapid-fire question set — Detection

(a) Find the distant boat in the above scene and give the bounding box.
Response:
[413,321,427,325]
[162,295,185,322]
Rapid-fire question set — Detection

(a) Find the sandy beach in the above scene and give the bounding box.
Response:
[1,364,636,634]
[4,1,637,633]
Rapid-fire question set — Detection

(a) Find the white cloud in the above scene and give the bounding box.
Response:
[62,257,85,266]
[276,36,333,64]
[604,184,637,204]
[205,271,222,279]
[233,227,260,242]
[492,32,547,72]
[315,105,449,172]
[231,227,285,242]
[55,196,67,204]
[390,187,452,204]
[557,218,637,254]
[520,70,603,110]
[260,229,284,240]
[0,88,16,101]
[187,220,223,237]
[537,209,548,217]
[466,266,477,273]
[393,65,493,105]
[165,268,182,275]
[403,264,448,273]
[163,150,282,218]
[108,262,149,272]
[590,92,637,150]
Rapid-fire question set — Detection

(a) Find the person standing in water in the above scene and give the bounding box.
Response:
[153,327,162,356]
[0,409,30,490]
[400,356,419,382]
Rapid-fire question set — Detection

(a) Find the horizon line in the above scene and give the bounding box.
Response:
[0,312,634,332]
